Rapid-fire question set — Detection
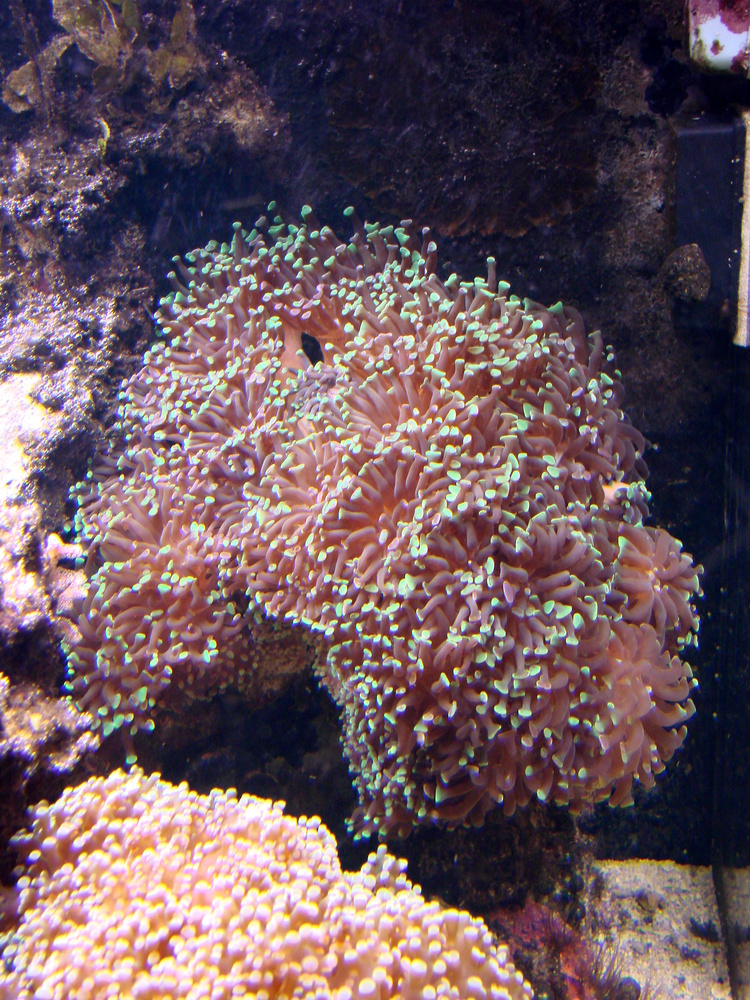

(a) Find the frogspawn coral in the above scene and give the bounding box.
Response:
[0,768,532,1000]
[68,205,700,836]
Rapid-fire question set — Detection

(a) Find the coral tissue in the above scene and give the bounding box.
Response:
[68,205,701,836]
[0,768,532,1000]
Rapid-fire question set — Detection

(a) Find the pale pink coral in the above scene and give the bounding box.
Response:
[0,768,532,1000]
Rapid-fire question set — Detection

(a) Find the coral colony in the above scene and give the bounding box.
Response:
[0,769,532,1000]
[66,205,700,837]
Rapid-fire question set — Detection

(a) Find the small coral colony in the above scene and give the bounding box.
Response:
[0,206,701,999]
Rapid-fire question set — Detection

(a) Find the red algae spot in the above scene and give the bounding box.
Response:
[718,0,750,34]
[689,0,750,74]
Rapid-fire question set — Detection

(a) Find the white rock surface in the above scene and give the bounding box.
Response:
[0,373,62,638]
[717,867,750,1000]
[590,860,732,1000]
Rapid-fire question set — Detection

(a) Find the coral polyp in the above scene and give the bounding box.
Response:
[67,206,700,836]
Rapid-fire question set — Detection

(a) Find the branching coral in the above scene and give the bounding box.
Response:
[0,768,532,1000]
[68,206,700,836]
